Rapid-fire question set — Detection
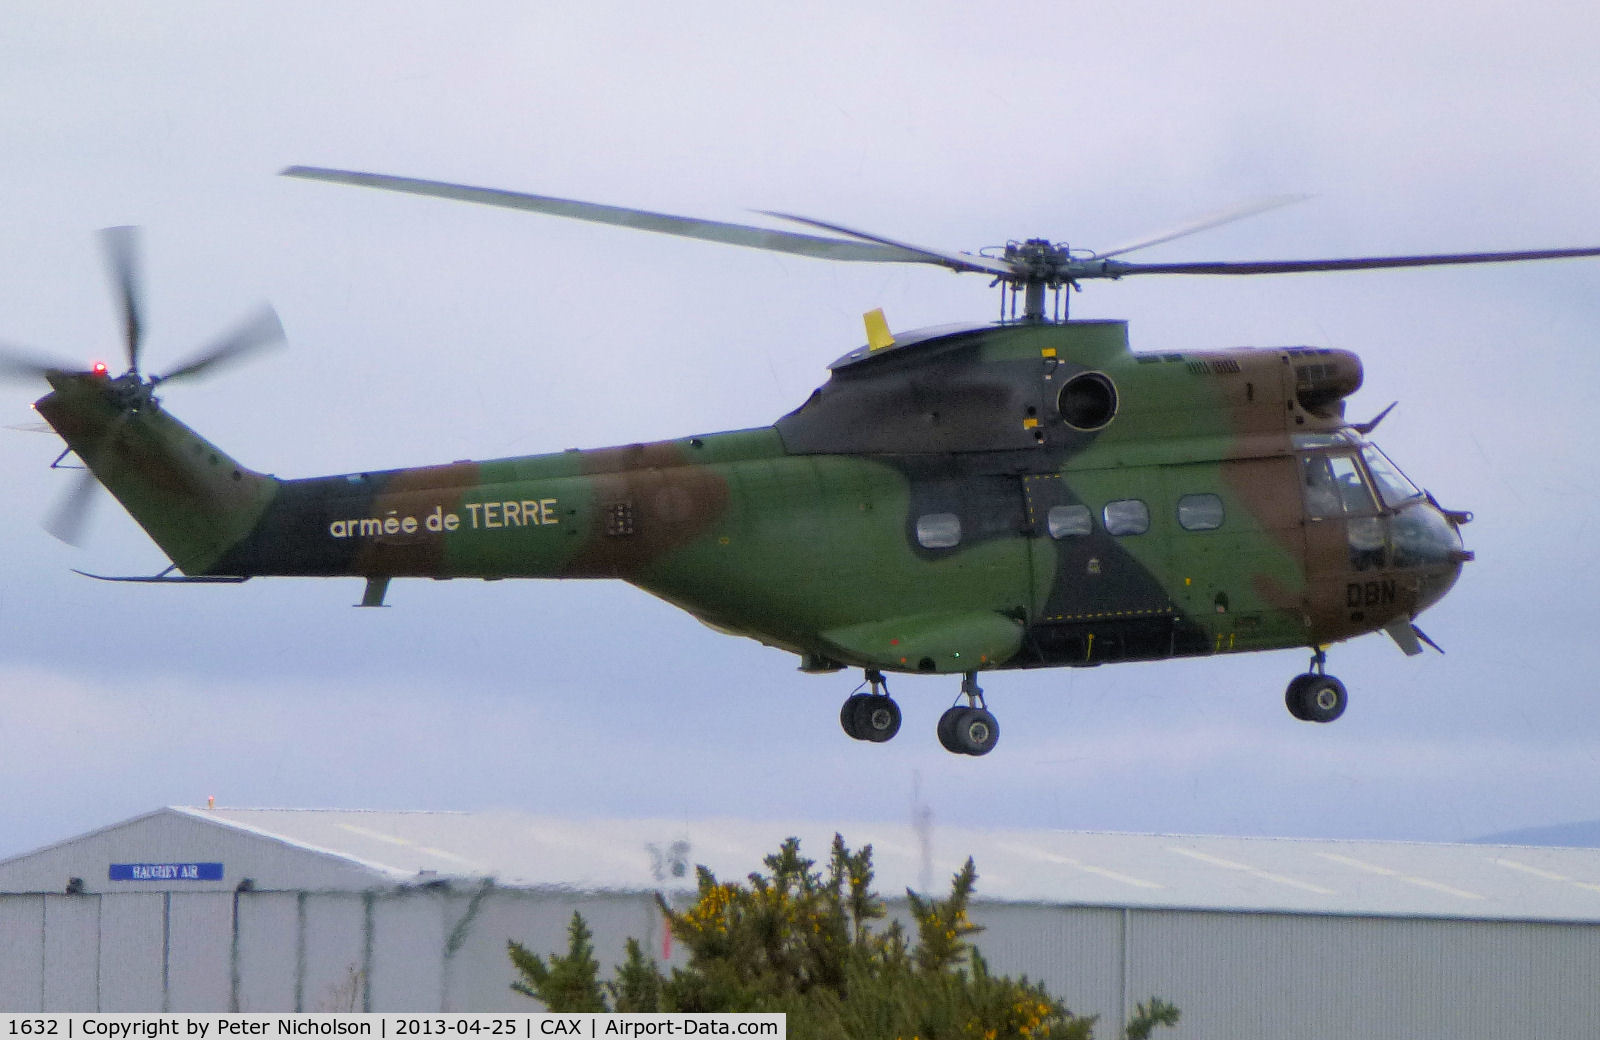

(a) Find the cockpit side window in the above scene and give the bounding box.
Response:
[1361,445,1423,508]
[1302,456,1339,518]
[1302,453,1377,519]
[1329,455,1377,514]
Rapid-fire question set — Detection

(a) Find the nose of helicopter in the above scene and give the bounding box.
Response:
[1402,499,1473,614]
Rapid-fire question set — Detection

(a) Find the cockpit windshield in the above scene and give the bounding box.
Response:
[1360,444,1423,508]
[1296,437,1464,579]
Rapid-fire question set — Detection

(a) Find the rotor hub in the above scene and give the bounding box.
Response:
[1002,239,1072,285]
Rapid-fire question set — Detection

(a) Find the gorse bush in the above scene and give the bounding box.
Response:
[511,835,1177,1040]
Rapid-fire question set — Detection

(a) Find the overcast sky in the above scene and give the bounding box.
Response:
[2,1,1598,863]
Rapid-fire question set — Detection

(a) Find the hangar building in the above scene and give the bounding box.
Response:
[2,806,1597,1037]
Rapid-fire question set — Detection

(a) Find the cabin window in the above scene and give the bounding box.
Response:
[1103,499,1149,536]
[1047,504,1093,538]
[916,512,962,549]
[1302,454,1377,518]
[1177,494,1225,531]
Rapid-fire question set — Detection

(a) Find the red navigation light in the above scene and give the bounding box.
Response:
[91,362,109,378]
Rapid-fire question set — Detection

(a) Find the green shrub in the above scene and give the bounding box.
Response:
[510,835,1178,1040]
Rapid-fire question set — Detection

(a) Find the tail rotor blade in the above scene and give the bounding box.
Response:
[100,225,144,374]
[43,412,127,546]
[157,305,285,385]
[0,344,66,381]
[44,466,102,547]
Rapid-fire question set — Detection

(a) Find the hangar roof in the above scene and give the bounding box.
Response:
[3,806,1600,924]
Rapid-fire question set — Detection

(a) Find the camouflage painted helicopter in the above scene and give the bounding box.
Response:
[6,168,1599,756]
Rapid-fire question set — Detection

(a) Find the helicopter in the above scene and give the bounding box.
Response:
[6,168,1599,757]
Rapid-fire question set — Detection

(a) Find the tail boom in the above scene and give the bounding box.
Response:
[35,374,276,575]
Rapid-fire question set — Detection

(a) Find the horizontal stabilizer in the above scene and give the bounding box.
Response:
[1385,619,1443,656]
[1384,619,1423,656]
[74,569,249,584]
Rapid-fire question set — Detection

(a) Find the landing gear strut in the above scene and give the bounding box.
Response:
[937,672,1000,756]
[840,669,901,743]
[1285,647,1347,723]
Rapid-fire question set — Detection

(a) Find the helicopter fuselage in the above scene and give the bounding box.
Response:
[36,318,1469,682]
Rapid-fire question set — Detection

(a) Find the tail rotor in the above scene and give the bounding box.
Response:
[1,226,286,545]
[42,466,102,547]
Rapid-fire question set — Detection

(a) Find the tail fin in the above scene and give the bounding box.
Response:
[34,373,276,575]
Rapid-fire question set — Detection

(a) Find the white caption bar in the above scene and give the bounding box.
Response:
[0,1015,784,1040]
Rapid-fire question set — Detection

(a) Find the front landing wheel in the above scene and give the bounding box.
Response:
[1286,673,1347,723]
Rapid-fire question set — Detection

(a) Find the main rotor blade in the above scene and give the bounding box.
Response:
[1094,195,1310,260]
[282,166,930,265]
[1107,246,1600,277]
[100,225,144,374]
[44,467,101,547]
[758,211,1017,277]
[157,305,285,385]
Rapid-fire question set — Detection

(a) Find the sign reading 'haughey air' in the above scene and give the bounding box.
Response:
[108,862,224,881]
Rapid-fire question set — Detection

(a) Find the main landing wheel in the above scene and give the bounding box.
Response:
[937,672,999,756]
[938,706,999,756]
[840,670,901,743]
[1285,673,1347,723]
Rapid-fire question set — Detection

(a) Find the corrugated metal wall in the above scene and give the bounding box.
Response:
[973,904,1600,1039]
[3,889,1598,1037]
[974,904,1128,1031]
[0,888,665,1013]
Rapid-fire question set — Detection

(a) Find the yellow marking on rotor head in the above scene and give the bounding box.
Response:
[864,308,895,351]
